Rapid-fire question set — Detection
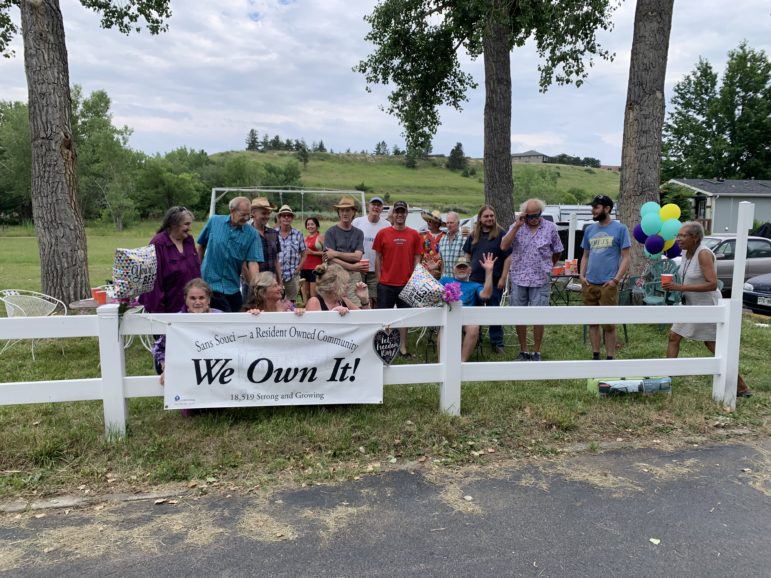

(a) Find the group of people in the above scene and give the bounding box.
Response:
[138,192,752,398]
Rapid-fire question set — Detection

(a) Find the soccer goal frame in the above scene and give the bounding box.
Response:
[209,187,366,218]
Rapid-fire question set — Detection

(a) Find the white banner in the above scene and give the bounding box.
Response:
[164,320,384,409]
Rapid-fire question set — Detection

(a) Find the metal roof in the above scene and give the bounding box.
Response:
[668,179,771,197]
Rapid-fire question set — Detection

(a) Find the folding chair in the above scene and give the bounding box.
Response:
[0,289,68,360]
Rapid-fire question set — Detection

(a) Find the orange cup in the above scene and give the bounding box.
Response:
[360,259,370,272]
[90,288,99,299]
[94,289,108,305]
[661,274,673,284]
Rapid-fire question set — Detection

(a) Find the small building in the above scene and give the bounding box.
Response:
[667,179,771,233]
[511,150,548,164]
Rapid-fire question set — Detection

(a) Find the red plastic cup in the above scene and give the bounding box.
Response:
[661,274,673,284]
[94,289,108,305]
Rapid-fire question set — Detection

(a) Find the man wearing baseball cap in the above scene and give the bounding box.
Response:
[438,254,496,361]
[579,194,631,360]
[373,200,423,358]
[353,196,390,307]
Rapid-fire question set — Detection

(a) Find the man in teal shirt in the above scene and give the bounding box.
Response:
[197,196,263,312]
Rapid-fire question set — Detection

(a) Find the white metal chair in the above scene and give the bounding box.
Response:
[0,289,68,360]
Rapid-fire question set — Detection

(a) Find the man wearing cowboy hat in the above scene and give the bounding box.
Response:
[324,195,365,306]
[275,204,307,304]
[352,196,391,307]
[248,196,282,281]
[420,209,445,279]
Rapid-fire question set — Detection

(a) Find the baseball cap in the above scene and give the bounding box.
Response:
[369,196,384,204]
[392,200,408,211]
[590,194,614,209]
[454,256,471,268]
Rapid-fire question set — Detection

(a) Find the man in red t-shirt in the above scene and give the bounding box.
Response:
[373,200,423,358]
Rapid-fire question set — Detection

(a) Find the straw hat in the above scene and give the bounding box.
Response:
[421,210,445,227]
[334,195,358,210]
[277,204,295,216]
[251,197,276,211]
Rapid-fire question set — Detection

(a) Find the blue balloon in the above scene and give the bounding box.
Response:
[660,218,681,241]
[640,201,661,218]
[633,223,648,244]
[665,242,682,259]
[641,212,663,236]
[645,234,666,255]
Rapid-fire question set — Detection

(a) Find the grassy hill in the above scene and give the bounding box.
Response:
[213,151,620,214]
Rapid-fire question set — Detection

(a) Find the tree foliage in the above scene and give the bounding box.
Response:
[447,142,467,171]
[356,0,616,154]
[662,42,771,180]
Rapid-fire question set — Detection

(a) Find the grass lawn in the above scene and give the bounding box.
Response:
[0,223,769,500]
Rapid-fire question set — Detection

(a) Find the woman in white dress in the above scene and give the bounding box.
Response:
[662,222,752,397]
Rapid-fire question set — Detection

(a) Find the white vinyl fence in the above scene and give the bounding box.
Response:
[0,203,755,438]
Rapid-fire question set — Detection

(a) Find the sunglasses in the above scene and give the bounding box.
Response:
[525,213,542,220]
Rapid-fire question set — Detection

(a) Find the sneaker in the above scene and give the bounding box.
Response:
[531,352,541,361]
[493,345,506,355]
[516,351,531,361]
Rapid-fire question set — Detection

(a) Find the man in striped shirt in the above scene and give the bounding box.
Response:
[275,204,306,303]
[197,196,263,312]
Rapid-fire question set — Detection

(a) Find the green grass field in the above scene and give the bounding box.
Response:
[0,225,768,499]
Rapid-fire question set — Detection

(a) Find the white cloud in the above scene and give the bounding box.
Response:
[0,0,768,165]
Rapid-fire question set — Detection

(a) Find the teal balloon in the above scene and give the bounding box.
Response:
[640,201,661,218]
[660,218,681,241]
[643,248,662,259]
[640,212,663,236]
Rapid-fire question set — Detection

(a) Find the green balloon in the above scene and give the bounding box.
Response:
[641,212,663,236]
[640,201,661,218]
[660,218,681,241]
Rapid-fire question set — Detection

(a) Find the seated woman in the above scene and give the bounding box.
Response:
[243,272,306,315]
[305,263,370,315]
[152,278,219,387]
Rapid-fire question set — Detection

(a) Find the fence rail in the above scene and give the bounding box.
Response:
[0,202,755,438]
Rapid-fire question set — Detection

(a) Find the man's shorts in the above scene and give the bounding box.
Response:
[300,269,316,284]
[377,283,410,309]
[582,282,619,331]
[345,271,362,307]
[282,274,301,302]
[361,271,378,300]
[511,283,551,307]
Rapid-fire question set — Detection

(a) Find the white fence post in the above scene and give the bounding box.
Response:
[714,201,754,408]
[568,212,577,261]
[97,305,128,437]
[439,303,462,415]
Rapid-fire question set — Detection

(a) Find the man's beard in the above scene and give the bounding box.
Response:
[454,273,470,282]
[593,210,608,223]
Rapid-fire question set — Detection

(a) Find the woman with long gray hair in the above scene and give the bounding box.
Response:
[140,206,201,313]
[662,221,752,397]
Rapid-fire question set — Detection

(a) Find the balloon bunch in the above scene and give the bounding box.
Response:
[632,202,683,259]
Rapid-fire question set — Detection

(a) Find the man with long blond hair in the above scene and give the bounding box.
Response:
[462,205,511,354]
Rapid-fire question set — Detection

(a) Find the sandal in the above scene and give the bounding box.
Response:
[399,351,414,359]
[737,389,753,398]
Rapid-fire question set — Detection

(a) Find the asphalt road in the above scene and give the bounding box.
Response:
[2,441,769,577]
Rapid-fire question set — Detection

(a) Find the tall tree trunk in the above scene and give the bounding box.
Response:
[21,0,90,303]
[483,5,514,226]
[618,0,674,274]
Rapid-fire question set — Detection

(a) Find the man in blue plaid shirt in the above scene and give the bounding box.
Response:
[275,204,306,303]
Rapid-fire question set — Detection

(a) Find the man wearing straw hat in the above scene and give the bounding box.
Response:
[276,204,307,304]
[241,197,282,303]
[420,209,445,279]
[324,195,365,306]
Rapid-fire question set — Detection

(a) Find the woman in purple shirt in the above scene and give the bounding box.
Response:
[140,206,201,313]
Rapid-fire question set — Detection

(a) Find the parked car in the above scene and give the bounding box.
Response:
[743,272,771,316]
[673,235,771,293]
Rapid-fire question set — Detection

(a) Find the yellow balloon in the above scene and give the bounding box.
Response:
[663,239,675,250]
[659,203,681,221]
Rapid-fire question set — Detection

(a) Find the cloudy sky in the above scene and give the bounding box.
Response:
[1,1,769,165]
